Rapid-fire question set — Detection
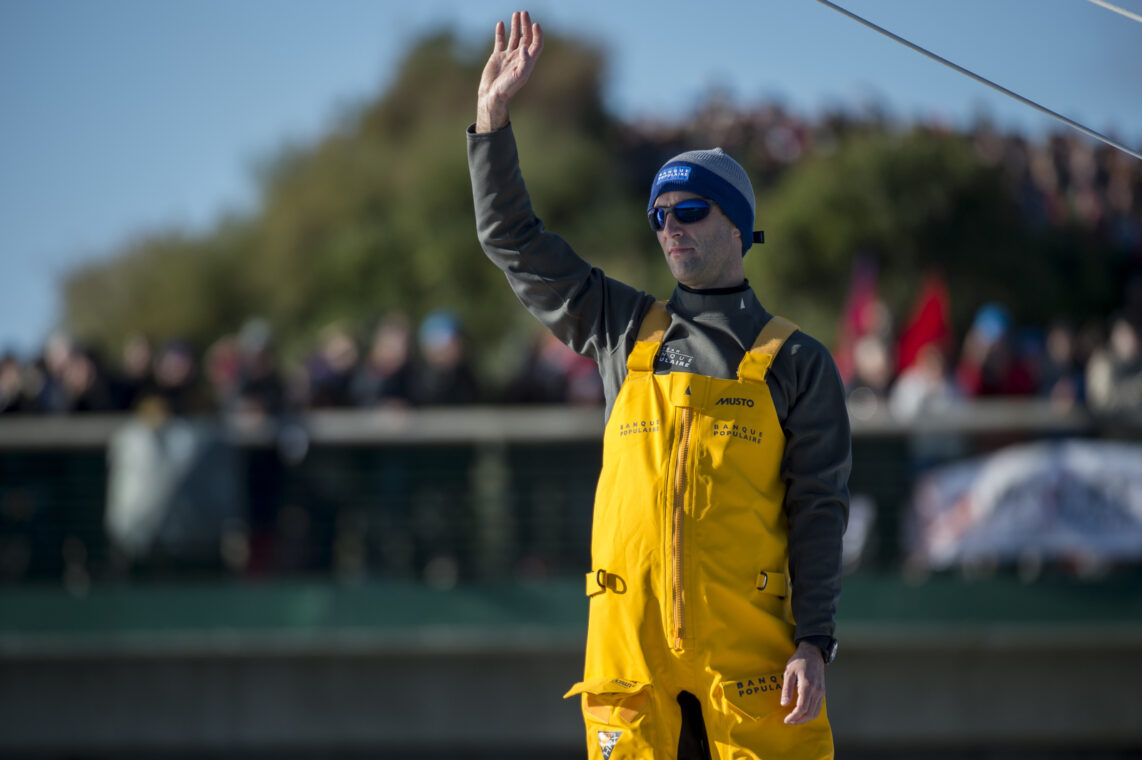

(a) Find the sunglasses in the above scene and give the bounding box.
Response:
[648,199,713,231]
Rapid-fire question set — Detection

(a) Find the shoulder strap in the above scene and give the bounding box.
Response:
[738,315,798,384]
[626,301,670,372]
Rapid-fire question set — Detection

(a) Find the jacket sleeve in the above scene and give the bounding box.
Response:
[467,123,652,365]
[774,334,851,644]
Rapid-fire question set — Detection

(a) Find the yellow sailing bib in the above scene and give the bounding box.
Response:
[566,302,833,760]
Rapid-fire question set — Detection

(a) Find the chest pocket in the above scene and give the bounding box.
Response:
[682,311,798,512]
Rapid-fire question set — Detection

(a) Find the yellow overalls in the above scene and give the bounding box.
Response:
[565,303,833,760]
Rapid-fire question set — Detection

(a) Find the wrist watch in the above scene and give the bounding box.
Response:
[800,636,838,664]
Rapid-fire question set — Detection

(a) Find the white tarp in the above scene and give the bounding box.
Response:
[906,439,1142,569]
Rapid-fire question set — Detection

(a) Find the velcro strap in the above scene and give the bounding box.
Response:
[738,316,798,384]
[626,302,670,372]
[586,569,625,597]
[755,570,788,598]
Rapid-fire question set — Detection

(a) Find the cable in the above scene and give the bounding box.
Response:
[813,0,1142,161]
[1087,0,1142,25]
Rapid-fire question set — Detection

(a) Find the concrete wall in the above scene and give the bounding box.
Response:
[3,624,1140,756]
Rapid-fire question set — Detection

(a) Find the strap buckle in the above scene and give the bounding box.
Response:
[586,569,626,597]
[755,570,788,598]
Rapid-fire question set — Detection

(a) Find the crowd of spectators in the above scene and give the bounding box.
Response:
[0,309,605,420]
[836,271,1142,423]
[0,309,608,587]
[2,285,1141,426]
[3,289,1139,432]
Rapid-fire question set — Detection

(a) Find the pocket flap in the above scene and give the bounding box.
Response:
[564,676,649,700]
[720,672,785,720]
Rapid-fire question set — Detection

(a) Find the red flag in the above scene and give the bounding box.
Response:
[896,272,952,374]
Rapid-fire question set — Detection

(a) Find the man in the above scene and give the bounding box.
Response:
[469,12,850,759]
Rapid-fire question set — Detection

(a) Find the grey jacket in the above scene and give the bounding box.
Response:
[468,123,850,646]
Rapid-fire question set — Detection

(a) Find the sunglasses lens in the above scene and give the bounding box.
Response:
[649,200,712,230]
[673,201,710,224]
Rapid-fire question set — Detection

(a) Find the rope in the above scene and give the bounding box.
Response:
[813,0,1142,161]
[1087,0,1142,25]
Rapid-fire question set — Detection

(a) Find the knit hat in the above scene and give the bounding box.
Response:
[648,147,763,255]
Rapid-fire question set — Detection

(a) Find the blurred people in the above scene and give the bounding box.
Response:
[152,339,210,416]
[105,394,247,578]
[351,313,415,407]
[832,256,887,388]
[1086,314,1142,412]
[228,319,292,575]
[955,303,1036,397]
[504,328,604,405]
[112,333,157,411]
[1038,319,1085,409]
[0,352,35,414]
[412,310,480,405]
[204,334,243,412]
[888,342,961,421]
[233,319,287,418]
[58,344,114,413]
[34,332,76,413]
[304,323,360,408]
[845,333,894,420]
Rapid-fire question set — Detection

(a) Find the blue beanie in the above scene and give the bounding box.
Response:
[648,147,761,255]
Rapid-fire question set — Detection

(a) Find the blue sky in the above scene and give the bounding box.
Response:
[3,0,1141,357]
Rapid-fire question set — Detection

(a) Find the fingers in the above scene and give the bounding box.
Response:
[504,11,540,55]
[493,20,505,53]
[780,670,795,709]
[508,11,521,50]
[782,676,824,725]
[781,670,808,724]
[529,20,544,58]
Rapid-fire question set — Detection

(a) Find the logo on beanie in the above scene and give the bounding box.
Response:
[655,165,691,184]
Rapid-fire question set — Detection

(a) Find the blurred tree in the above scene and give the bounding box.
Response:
[60,28,1126,381]
[61,30,651,377]
[63,219,252,353]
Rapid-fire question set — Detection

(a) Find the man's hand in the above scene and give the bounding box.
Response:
[475,11,544,133]
[781,641,826,725]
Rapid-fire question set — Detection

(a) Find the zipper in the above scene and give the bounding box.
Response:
[670,406,695,651]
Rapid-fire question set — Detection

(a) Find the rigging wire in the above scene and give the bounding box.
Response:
[1087,0,1142,25]
[813,0,1142,161]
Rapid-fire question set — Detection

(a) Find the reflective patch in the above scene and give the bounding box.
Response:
[597,729,622,759]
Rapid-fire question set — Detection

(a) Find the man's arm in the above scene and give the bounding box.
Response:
[475,11,543,133]
[774,334,852,725]
[467,12,653,399]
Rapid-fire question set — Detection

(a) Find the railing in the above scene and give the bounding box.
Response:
[1,401,1140,587]
[2,398,1129,450]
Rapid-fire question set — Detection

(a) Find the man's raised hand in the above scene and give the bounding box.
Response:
[475,11,544,133]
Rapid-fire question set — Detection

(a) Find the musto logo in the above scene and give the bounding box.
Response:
[715,396,754,407]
